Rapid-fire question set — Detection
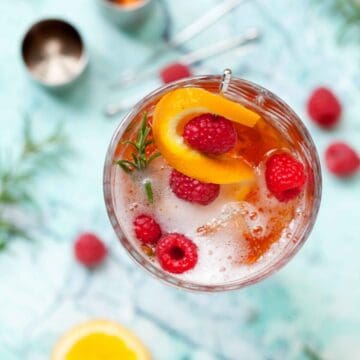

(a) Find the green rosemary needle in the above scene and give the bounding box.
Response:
[116,113,160,204]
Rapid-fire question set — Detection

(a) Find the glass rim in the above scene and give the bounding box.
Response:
[103,75,322,292]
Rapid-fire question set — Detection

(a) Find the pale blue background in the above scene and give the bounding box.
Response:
[0,1,359,359]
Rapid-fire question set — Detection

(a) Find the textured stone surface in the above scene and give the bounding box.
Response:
[0,0,359,359]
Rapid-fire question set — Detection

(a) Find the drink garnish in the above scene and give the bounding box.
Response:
[143,180,154,203]
[152,87,261,184]
[169,169,220,205]
[133,214,162,244]
[116,113,160,203]
[156,233,198,274]
[265,153,306,202]
[183,113,237,155]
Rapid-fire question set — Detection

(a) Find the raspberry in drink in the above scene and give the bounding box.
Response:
[104,71,321,291]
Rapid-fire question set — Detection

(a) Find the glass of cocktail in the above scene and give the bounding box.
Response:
[103,70,321,292]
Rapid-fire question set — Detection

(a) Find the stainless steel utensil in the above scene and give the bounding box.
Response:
[21,19,88,88]
[104,28,260,117]
[179,28,259,66]
[114,0,248,87]
[168,0,248,48]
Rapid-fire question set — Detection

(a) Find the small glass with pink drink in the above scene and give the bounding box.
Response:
[104,71,321,291]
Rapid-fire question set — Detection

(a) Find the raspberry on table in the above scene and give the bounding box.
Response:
[134,214,162,244]
[325,142,359,177]
[265,153,306,202]
[74,233,107,268]
[307,87,342,128]
[156,233,198,274]
[183,113,237,155]
[160,62,192,84]
[170,169,220,205]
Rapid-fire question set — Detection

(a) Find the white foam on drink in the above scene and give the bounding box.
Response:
[113,157,303,285]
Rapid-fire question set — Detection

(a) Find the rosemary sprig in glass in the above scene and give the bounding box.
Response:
[115,113,160,203]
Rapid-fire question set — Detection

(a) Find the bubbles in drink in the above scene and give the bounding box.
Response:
[249,211,258,220]
[108,80,314,287]
[129,202,139,211]
[252,226,263,236]
[240,208,249,216]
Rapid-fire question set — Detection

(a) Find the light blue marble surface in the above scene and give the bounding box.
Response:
[0,1,359,359]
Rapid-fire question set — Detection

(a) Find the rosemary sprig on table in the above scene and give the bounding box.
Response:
[303,345,323,360]
[330,0,360,22]
[0,115,69,250]
[320,0,360,42]
[116,113,160,203]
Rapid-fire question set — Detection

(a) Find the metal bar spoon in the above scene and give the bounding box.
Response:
[105,28,260,117]
[113,0,249,88]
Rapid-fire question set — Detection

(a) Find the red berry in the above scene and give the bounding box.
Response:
[170,169,220,205]
[325,142,359,177]
[74,233,107,268]
[183,113,237,155]
[156,233,198,274]
[307,87,342,128]
[134,214,162,244]
[265,153,306,202]
[160,62,192,84]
